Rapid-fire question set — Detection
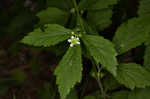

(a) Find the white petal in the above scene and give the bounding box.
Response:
[70,44,74,47]
[76,37,79,40]
[76,42,80,44]
[68,39,71,42]
[71,36,74,39]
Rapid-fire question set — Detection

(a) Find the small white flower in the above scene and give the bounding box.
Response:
[68,39,71,42]
[71,36,74,39]
[76,37,79,40]
[70,44,74,47]
[68,35,80,47]
[76,42,80,44]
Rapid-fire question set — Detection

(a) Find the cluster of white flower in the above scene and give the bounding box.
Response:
[68,35,80,47]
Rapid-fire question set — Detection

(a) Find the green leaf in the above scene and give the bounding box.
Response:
[76,16,98,35]
[111,88,150,99]
[138,0,150,15]
[79,0,116,30]
[144,43,150,71]
[36,7,69,26]
[111,91,129,99]
[113,14,150,54]
[66,89,78,99]
[79,0,117,10]
[87,9,113,31]
[144,35,150,71]
[21,24,72,47]
[128,88,150,99]
[116,63,150,89]
[79,0,117,30]
[54,45,82,99]
[103,75,121,91]
[82,35,118,76]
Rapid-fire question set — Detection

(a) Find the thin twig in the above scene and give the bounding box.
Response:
[72,0,85,31]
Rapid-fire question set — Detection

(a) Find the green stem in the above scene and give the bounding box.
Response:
[72,0,80,16]
[96,65,107,99]
[72,0,85,31]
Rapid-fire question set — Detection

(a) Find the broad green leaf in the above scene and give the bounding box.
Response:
[128,88,150,99]
[138,0,150,15]
[144,43,150,71]
[87,9,112,31]
[79,0,117,10]
[144,46,150,69]
[36,7,69,26]
[116,63,150,89]
[111,91,129,99]
[113,14,150,54]
[111,88,150,99]
[79,0,117,31]
[76,16,98,35]
[54,45,82,99]
[82,35,118,76]
[144,35,150,71]
[21,24,71,47]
